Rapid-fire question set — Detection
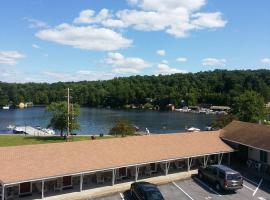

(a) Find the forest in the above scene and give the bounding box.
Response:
[0,69,270,109]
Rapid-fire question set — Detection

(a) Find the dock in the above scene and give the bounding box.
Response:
[13,126,55,136]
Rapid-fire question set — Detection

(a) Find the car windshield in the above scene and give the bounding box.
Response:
[227,173,242,180]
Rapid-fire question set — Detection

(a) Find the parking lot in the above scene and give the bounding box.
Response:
[93,175,270,200]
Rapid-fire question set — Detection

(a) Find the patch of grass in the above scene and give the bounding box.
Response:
[0,135,115,147]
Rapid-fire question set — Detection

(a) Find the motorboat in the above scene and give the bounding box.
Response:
[7,125,15,130]
[186,127,201,132]
[2,105,9,110]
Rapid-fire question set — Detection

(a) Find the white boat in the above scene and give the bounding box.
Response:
[13,126,26,133]
[2,106,9,110]
[187,127,201,132]
[42,128,55,135]
[7,125,15,130]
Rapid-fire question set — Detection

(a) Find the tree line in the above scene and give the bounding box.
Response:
[1,69,270,109]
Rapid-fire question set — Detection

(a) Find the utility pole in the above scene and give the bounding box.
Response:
[67,88,70,137]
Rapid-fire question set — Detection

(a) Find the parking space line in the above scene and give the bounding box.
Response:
[172,182,195,200]
[119,192,125,200]
[253,178,263,196]
[193,177,222,197]
[243,184,255,192]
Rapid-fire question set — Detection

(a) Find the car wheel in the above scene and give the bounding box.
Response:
[215,183,221,191]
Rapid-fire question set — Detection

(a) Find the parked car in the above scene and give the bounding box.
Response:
[198,165,243,191]
[130,182,164,200]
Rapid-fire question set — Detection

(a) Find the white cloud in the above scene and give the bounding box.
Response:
[133,0,205,12]
[156,63,187,75]
[72,0,226,38]
[261,58,270,65]
[202,58,226,66]
[0,51,25,65]
[176,57,187,62]
[25,18,49,29]
[36,24,132,51]
[105,52,150,74]
[73,9,111,24]
[156,50,166,56]
[32,44,40,49]
[191,12,227,29]
[43,70,115,82]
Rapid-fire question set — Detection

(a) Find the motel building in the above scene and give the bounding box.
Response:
[221,121,270,173]
[0,121,269,200]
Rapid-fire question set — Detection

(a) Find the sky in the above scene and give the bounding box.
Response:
[0,0,270,83]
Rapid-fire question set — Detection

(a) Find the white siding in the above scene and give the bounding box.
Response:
[248,147,260,161]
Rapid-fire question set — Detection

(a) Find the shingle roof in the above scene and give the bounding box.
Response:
[221,120,270,152]
[0,131,233,184]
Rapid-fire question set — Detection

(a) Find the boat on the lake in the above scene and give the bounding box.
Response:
[7,125,15,130]
[186,127,201,132]
[2,105,10,110]
[9,125,55,136]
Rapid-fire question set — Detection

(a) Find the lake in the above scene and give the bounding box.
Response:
[0,107,218,135]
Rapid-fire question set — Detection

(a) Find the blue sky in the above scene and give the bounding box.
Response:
[0,0,270,83]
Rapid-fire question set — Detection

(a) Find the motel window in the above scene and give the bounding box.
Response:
[260,150,268,163]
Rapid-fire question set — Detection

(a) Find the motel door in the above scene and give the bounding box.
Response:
[238,145,248,163]
[63,176,72,187]
[20,182,31,194]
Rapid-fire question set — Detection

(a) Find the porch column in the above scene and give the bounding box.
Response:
[165,162,170,175]
[2,184,4,200]
[112,169,116,186]
[80,174,83,192]
[218,154,224,165]
[135,166,139,182]
[204,155,209,167]
[41,179,44,199]
[187,158,191,171]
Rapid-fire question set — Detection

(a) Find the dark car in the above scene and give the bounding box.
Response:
[130,182,164,200]
[198,165,243,191]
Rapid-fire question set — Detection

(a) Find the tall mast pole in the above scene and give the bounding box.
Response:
[67,88,70,137]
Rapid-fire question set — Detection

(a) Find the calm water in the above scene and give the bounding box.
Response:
[0,107,217,135]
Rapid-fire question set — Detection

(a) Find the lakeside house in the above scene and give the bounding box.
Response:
[0,121,269,199]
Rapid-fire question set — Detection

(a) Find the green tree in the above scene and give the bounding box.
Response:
[46,102,80,137]
[212,114,238,129]
[0,88,8,106]
[232,90,267,122]
[109,120,135,137]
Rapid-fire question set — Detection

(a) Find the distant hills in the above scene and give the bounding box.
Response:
[1,69,270,109]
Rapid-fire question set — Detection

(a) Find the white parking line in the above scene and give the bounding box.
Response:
[253,178,263,196]
[172,182,195,200]
[243,184,255,192]
[119,192,125,200]
[193,177,222,197]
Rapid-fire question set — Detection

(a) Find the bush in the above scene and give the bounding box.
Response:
[109,120,135,137]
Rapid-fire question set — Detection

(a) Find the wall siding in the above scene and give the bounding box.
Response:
[248,148,260,161]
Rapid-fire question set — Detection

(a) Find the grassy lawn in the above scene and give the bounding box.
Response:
[0,135,115,147]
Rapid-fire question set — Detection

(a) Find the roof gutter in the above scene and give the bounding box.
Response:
[221,137,270,153]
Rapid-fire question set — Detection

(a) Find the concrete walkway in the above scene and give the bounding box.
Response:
[33,170,197,200]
